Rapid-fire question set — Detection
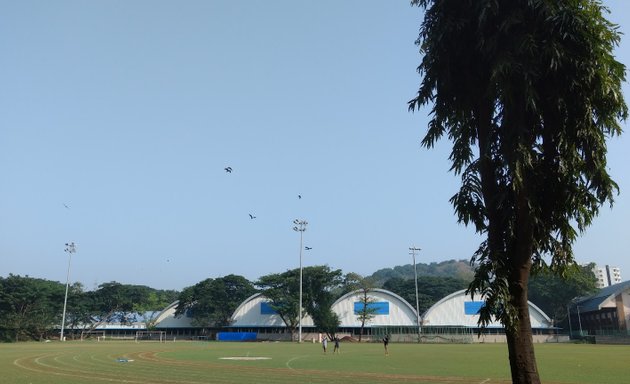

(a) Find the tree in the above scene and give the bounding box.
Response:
[91,283,144,322]
[528,263,598,328]
[342,273,378,341]
[0,275,64,342]
[257,269,302,340]
[133,289,179,330]
[175,275,256,331]
[258,266,343,341]
[409,1,626,383]
[301,266,343,339]
[79,282,156,337]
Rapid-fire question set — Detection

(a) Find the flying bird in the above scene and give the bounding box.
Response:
[249,214,256,219]
[305,246,312,250]
[298,194,302,199]
[63,204,70,210]
[224,166,232,173]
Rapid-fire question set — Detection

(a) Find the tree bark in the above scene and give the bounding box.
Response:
[506,172,541,384]
[506,267,540,384]
[478,92,542,383]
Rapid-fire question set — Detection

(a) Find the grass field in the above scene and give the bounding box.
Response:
[1,340,629,384]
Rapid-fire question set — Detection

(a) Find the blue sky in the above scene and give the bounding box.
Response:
[1,1,628,291]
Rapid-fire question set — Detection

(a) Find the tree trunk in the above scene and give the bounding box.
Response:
[505,280,540,384]
[507,194,540,384]
[359,320,365,342]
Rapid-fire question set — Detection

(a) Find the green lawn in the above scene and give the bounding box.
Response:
[1,340,629,384]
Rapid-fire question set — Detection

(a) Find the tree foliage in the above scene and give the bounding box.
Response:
[73,282,177,337]
[0,275,180,342]
[0,275,64,342]
[175,274,257,329]
[528,263,598,327]
[302,266,343,338]
[258,266,343,340]
[409,1,626,383]
[257,269,302,340]
[344,274,379,342]
[369,260,474,286]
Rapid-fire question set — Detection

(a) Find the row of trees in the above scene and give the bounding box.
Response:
[0,275,177,342]
[0,262,597,342]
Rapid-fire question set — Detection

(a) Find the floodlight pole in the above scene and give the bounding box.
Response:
[60,242,76,342]
[293,219,307,343]
[409,246,422,343]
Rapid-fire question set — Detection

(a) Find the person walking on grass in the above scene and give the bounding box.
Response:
[383,335,389,356]
[333,337,340,354]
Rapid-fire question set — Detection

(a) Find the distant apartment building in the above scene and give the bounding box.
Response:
[592,265,622,288]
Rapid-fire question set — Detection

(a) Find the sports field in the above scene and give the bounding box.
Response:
[1,340,629,384]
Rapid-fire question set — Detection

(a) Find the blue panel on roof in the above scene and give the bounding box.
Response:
[217,332,257,341]
[464,301,484,315]
[354,301,389,315]
[260,302,277,315]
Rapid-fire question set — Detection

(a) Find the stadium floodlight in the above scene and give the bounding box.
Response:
[60,242,76,342]
[409,246,422,343]
[293,219,307,343]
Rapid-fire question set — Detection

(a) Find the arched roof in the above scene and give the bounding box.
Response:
[154,300,195,329]
[231,289,417,328]
[332,288,418,327]
[230,293,314,327]
[156,289,554,330]
[422,289,552,328]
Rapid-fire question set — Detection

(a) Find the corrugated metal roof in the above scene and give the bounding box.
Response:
[573,280,630,312]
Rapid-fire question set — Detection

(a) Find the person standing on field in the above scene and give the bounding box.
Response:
[322,337,328,354]
[383,335,389,356]
[333,337,340,354]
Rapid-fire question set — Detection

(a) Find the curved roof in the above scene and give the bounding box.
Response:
[422,289,552,328]
[231,289,417,328]
[154,300,195,329]
[332,288,418,327]
[230,293,314,327]
[155,288,555,330]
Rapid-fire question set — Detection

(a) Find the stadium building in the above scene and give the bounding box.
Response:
[422,289,557,343]
[568,280,630,340]
[226,288,418,342]
[150,288,557,343]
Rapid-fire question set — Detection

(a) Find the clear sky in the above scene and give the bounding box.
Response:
[1,1,628,291]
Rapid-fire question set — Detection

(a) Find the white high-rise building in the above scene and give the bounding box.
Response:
[591,265,622,288]
[607,265,622,285]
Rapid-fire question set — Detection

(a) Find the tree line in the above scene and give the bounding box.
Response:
[0,276,177,342]
[0,262,597,342]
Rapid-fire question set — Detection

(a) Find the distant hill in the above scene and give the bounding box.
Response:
[368,259,475,287]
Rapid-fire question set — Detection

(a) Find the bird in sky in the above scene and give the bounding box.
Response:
[249,214,256,219]
[224,166,232,173]
[63,204,70,209]
[298,194,302,199]
[305,246,312,250]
